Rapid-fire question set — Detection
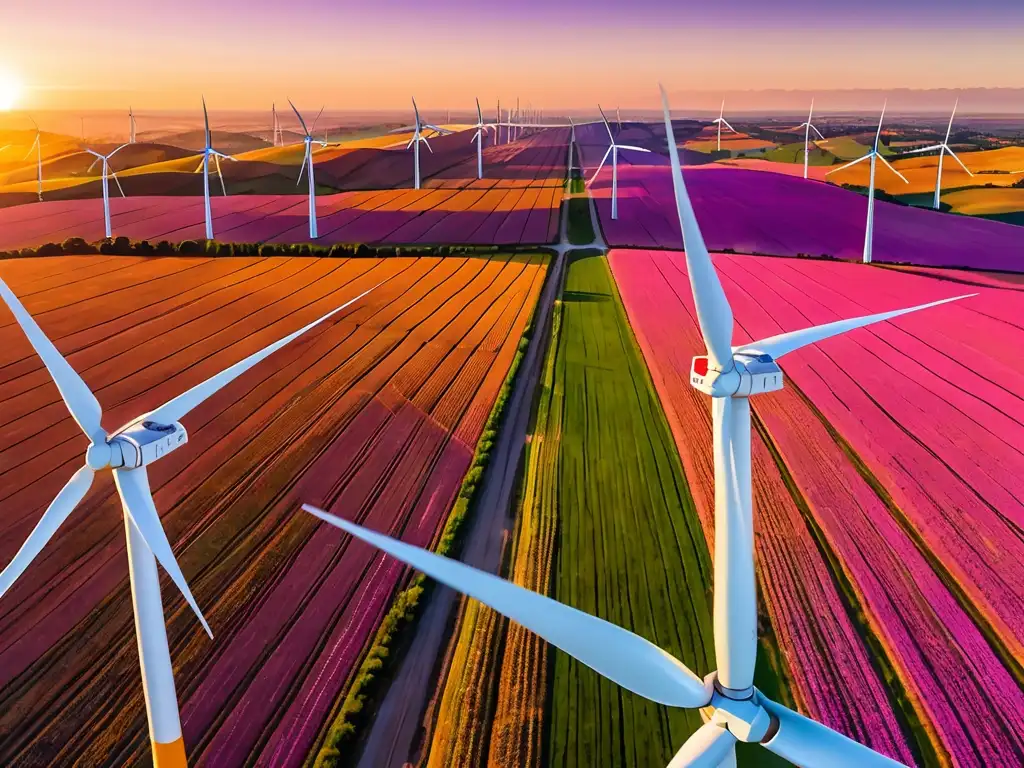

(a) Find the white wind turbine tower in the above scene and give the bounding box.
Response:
[798,99,826,180]
[83,143,130,238]
[712,100,738,152]
[826,100,908,264]
[290,100,328,239]
[900,99,972,210]
[0,278,380,768]
[129,107,138,143]
[589,104,651,220]
[23,117,43,202]
[408,97,435,190]
[195,98,236,240]
[303,84,973,768]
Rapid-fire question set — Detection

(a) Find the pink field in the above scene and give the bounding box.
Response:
[610,249,1024,765]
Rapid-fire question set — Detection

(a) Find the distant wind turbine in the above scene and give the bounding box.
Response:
[83,144,130,238]
[0,278,381,768]
[272,103,284,147]
[899,98,972,210]
[826,100,908,264]
[408,98,434,190]
[712,100,738,152]
[23,117,43,202]
[471,97,489,180]
[589,104,651,220]
[798,99,827,180]
[129,106,138,143]
[303,84,972,768]
[291,100,328,239]
[194,98,237,240]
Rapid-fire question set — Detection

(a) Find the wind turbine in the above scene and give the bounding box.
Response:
[899,99,972,210]
[589,104,651,220]
[290,100,328,239]
[129,107,138,143]
[23,117,43,202]
[272,103,284,147]
[826,100,908,264]
[471,97,488,180]
[0,278,380,768]
[408,98,434,190]
[496,99,502,144]
[83,143,130,238]
[798,99,826,180]
[194,98,236,240]
[712,100,738,152]
[302,85,972,768]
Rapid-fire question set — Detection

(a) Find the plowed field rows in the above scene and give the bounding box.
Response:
[0,252,547,766]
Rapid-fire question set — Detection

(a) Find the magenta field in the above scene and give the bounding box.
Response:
[610,249,1024,766]
[587,159,1023,272]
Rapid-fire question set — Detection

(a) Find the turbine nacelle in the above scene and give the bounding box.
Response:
[690,353,784,398]
[84,421,188,470]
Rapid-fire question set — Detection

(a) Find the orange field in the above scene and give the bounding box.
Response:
[942,187,1024,215]
[0,252,547,766]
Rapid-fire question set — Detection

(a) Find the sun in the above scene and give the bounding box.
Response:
[0,70,22,111]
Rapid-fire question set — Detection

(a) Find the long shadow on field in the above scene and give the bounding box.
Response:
[562,289,611,303]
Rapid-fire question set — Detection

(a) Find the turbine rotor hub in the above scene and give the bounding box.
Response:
[85,440,113,470]
[707,684,772,743]
[690,353,784,398]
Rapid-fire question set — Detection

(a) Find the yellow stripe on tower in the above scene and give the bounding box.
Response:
[152,737,187,768]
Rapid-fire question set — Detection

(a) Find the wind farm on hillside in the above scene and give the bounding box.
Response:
[2,2,1024,766]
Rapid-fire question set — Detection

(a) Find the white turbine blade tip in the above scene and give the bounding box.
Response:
[303,505,712,709]
[668,721,737,768]
[737,294,975,361]
[145,284,380,425]
[0,465,95,598]
[0,279,104,438]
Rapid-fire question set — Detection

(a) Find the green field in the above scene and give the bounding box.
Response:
[762,141,836,166]
[547,252,714,767]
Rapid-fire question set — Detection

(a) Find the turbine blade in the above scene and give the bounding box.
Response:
[587,146,613,186]
[945,147,973,177]
[297,152,307,185]
[202,96,211,148]
[760,697,909,767]
[114,467,212,637]
[616,144,652,154]
[734,294,975,361]
[899,144,943,156]
[0,279,104,438]
[597,104,614,143]
[110,169,126,198]
[310,105,326,136]
[87,155,102,174]
[288,99,309,136]
[476,97,482,124]
[0,465,95,599]
[303,507,712,709]
[423,136,433,154]
[825,153,871,176]
[811,124,826,141]
[667,722,737,768]
[659,85,734,370]
[944,97,958,144]
[108,142,132,160]
[214,154,227,196]
[877,154,910,184]
[145,284,380,425]
[720,119,737,134]
[875,99,887,149]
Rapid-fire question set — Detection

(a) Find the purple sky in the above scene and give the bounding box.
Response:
[3,0,1022,111]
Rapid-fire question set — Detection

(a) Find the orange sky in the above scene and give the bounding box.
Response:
[2,2,1023,112]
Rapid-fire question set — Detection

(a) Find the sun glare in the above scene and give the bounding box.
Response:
[0,71,21,111]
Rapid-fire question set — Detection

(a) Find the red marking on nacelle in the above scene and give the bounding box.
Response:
[693,356,709,376]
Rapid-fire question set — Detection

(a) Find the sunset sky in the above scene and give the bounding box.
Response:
[2,0,1022,113]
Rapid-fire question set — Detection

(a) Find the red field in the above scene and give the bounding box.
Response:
[610,249,1024,766]
[0,252,547,766]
